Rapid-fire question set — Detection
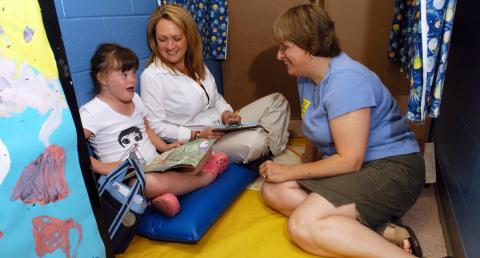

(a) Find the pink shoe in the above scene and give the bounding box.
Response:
[150,193,180,217]
[201,152,228,179]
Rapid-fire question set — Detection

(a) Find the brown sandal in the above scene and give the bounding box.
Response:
[383,223,423,257]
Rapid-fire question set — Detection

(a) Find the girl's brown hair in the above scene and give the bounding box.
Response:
[146,4,205,81]
[90,43,139,94]
[273,4,341,57]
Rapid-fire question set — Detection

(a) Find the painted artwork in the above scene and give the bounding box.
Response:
[0,0,106,257]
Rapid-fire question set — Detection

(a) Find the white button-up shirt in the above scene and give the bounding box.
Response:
[140,61,233,142]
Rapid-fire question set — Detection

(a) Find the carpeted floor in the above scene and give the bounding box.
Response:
[403,187,447,257]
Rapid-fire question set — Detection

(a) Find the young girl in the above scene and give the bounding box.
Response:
[80,43,226,217]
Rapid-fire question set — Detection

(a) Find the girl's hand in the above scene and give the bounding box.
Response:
[167,141,184,150]
[221,110,241,125]
[201,128,224,140]
[259,160,291,183]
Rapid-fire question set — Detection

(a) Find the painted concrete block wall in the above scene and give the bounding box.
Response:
[54,0,157,107]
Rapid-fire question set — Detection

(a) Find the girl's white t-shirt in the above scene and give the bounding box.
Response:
[80,93,158,164]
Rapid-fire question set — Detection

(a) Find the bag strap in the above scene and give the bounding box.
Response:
[108,176,141,236]
[98,160,129,195]
[97,158,146,237]
[128,158,145,193]
[98,158,146,194]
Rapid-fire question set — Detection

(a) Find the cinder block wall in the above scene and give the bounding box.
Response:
[54,0,157,107]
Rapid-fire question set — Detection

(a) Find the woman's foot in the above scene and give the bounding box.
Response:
[150,193,180,217]
[201,152,228,180]
[381,223,423,257]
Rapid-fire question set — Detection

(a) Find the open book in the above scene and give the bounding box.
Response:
[212,122,261,132]
[142,139,216,174]
[124,139,215,180]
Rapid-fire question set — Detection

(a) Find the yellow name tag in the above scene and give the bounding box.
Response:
[301,98,311,119]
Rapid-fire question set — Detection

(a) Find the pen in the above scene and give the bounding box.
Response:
[229,110,239,125]
[232,110,239,118]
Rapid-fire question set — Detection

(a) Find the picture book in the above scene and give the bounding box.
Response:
[143,139,216,173]
[212,122,262,132]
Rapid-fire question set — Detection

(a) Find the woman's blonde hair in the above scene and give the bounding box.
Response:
[146,4,205,80]
[273,4,341,57]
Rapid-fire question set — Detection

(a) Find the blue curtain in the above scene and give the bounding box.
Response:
[388,0,457,123]
[159,0,228,60]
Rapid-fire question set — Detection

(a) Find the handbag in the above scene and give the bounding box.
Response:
[98,158,147,254]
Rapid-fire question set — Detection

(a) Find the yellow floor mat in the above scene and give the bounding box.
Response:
[119,189,317,258]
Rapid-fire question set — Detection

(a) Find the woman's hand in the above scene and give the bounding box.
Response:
[221,110,241,125]
[259,160,291,183]
[201,128,224,140]
[166,141,184,150]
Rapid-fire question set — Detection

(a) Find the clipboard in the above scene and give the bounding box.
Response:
[212,122,261,132]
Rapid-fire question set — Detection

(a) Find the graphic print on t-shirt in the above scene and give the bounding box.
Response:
[118,126,146,165]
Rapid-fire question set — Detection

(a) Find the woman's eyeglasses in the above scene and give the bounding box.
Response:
[278,42,294,55]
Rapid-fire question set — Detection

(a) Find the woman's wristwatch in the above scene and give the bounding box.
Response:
[193,130,201,140]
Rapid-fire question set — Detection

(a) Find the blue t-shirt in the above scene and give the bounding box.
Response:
[299,53,419,161]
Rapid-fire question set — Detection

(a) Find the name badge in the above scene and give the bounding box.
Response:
[301,98,311,119]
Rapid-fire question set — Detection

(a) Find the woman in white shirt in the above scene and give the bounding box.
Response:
[141,4,290,163]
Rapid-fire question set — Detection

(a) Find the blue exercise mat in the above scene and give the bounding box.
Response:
[136,163,258,242]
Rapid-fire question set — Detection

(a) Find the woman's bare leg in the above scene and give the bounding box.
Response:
[261,181,308,216]
[287,193,415,258]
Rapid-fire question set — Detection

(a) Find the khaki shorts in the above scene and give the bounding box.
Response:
[297,153,425,228]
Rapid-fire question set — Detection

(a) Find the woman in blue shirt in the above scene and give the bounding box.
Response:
[260,4,425,258]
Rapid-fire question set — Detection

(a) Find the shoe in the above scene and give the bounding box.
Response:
[242,151,272,172]
[150,193,180,217]
[385,223,423,257]
[201,152,228,179]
